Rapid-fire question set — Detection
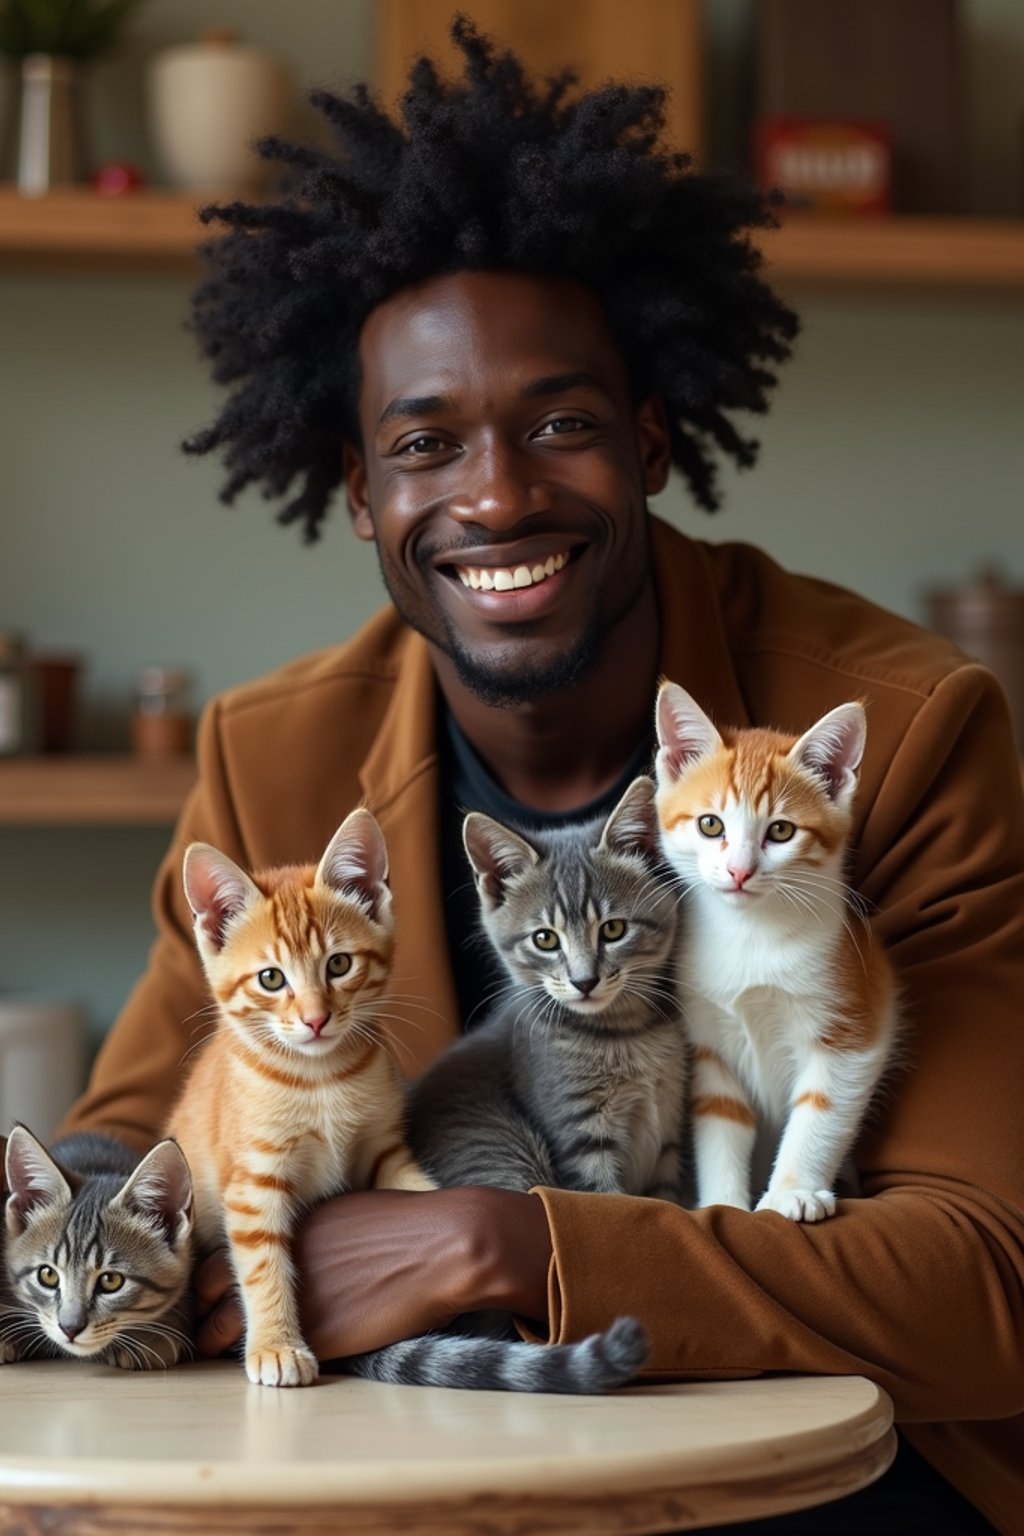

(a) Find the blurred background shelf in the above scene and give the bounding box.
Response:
[761,215,1024,288]
[3,187,1023,288]
[0,186,204,268]
[0,756,195,824]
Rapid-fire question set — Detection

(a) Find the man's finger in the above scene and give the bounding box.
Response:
[193,1245,234,1308]
[195,1295,245,1358]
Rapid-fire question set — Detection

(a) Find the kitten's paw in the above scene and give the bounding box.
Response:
[377,1157,437,1192]
[699,1192,752,1212]
[245,1343,318,1387]
[0,1340,20,1364]
[403,1168,439,1192]
[111,1345,143,1370]
[757,1188,836,1222]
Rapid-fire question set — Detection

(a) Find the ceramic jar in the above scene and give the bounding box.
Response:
[147,30,290,195]
[0,997,86,1142]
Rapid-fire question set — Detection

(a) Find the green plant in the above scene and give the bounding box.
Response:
[0,0,146,60]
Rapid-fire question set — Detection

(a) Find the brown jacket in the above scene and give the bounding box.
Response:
[65,517,1024,1533]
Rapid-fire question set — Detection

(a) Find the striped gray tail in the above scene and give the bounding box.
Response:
[343,1315,648,1393]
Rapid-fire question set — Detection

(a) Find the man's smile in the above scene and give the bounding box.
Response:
[434,540,589,622]
[455,548,570,591]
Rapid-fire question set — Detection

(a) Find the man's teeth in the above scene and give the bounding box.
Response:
[457,551,568,591]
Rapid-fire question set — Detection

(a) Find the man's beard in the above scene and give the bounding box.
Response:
[373,529,647,709]
[441,614,605,709]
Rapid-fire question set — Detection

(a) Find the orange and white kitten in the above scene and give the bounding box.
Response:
[167,808,434,1388]
[654,681,897,1223]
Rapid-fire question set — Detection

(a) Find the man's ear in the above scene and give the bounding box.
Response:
[635,395,671,497]
[343,441,375,542]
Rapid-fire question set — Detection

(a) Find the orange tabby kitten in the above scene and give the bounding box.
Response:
[167,808,434,1388]
[654,681,898,1223]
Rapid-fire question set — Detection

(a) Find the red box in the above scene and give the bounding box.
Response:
[756,117,892,216]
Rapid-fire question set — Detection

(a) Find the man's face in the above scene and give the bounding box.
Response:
[344,270,669,707]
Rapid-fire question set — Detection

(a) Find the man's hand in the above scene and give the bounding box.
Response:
[194,1185,552,1362]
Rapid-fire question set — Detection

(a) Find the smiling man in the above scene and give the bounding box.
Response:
[57,21,1023,1533]
[346,270,665,805]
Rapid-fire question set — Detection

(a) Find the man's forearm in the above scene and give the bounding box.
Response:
[453,1187,553,1328]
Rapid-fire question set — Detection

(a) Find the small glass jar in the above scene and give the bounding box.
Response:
[925,567,1024,754]
[0,631,38,757]
[131,666,193,760]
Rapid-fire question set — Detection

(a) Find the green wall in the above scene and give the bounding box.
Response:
[1,0,1022,1053]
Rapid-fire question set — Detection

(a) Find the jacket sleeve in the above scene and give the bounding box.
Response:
[531,664,1024,1425]
[58,697,251,1152]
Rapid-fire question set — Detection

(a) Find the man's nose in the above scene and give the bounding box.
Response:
[446,442,551,530]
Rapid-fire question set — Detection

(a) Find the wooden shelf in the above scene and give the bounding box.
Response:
[2,186,1024,288]
[761,214,1024,288]
[0,756,195,825]
[0,187,207,267]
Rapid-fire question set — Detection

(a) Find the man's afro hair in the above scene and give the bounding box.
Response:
[185,15,799,542]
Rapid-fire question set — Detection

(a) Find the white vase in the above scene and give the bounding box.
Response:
[147,35,290,195]
[2,54,87,196]
[0,997,86,1142]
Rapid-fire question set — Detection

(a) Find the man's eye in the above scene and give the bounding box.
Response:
[400,435,447,455]
[536,416,585,437]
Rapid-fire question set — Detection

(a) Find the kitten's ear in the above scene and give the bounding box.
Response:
[114,1139,193,1249]
[655,681,722,782]
[316,808,391,922]
[463,813,538,908]
[601,777,659,860]
[789,702,866,804]
[183,843,260,952]
[5,1124,73,1235]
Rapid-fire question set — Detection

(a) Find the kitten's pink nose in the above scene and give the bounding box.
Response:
[301,1013,330,1037]
[726,863,755,889]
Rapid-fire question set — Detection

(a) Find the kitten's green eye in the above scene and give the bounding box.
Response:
[258,967,286,991]
[600,919,627,942]
[96,1271,125,1294]
[697,814,724,838]
[326,953,352,979]
[532,929,560,952]
[37,1265,59,1290]
[766,820,796,843]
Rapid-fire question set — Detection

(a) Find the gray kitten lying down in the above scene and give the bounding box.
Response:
[344,776,688,1393]
[1,1125,193,1369]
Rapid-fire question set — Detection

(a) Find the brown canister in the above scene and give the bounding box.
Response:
[925,567,1024,754]
[131,666,194,760]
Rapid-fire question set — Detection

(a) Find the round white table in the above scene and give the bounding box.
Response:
[0,1358,895,1534]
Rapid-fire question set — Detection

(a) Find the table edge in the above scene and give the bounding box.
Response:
[0,1430,899,1534]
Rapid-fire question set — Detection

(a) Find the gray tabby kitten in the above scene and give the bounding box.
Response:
[346,775,685,1393]
[1,1125,193,1369]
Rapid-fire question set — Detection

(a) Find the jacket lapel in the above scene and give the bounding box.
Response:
[652,517,750,730]
[357,635,460,1075]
